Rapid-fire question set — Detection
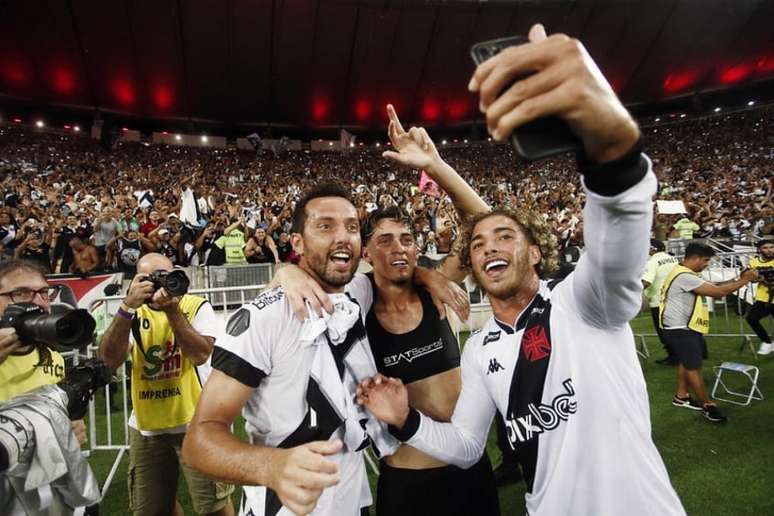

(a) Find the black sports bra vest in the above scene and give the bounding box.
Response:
[365,275,460,384]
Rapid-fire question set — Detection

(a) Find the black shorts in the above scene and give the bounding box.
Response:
[376,453,500,516]
[663,329,707,369]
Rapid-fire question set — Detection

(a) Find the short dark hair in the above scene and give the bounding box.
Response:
[362,206,414,245]
[684,241,715,259]
[756,238,773,249]
[650,239,666,252]
[291,182,353,234]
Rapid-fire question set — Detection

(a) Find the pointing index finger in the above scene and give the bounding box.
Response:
[386,104,405,135]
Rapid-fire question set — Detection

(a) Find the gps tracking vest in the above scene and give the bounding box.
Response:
[130,294,207,431]
[659,264,710,334]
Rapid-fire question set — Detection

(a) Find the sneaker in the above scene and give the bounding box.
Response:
[757,342,773,355]
[702,403,727,423]
[672,395,703,411]
[656,357,678,366]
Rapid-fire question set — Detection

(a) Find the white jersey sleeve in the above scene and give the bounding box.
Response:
[211,299,277,387]
[346,273,374,314]
[566,154,657,329]
[393,334,496,469]
[191,301,221,340]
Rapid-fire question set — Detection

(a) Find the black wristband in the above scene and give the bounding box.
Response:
[388,408,421,441]
[577,138,649,197]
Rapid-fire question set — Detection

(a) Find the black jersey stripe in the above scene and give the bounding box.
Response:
[504,295,553,493]
[265,377,346,516]
[211,346,266,388]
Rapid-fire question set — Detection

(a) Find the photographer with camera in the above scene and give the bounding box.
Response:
[0,259,88,446]
[747,238,774,355]
[98,252,234,516]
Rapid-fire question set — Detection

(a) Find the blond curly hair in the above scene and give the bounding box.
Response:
[456,209,559,279]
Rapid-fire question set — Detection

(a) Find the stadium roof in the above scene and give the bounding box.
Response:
[1,0,772,130]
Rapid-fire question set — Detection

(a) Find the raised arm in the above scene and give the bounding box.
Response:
[467,23,648,329]
[382,104,490,218]
[382,105,489,282]
[568,153,656,328]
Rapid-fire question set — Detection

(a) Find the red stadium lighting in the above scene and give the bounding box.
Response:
[114,79,135,105]
[122,127,129,132]
[663,70,699,94]
[354,99,372,121]
[312,97,329,122]
[756,55,774,74]
[5,64,27,86]
[447,100,470,120]
[64,125,71,129]
[719,63,752,84]
[52,67,76,94]
[13,118,22,123]
[154,84,173,110]
[422,99,441,122]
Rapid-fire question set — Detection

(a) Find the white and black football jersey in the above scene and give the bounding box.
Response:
[212,276,376,516]
[394,161,686,515]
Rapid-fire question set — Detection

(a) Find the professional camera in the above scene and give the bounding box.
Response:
[57,358,113,420]
[757,266,774,286]
[0,359,109,513]
[147,269,190,297]
[0,303,96,348]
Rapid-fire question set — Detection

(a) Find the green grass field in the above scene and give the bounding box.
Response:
[86,310,774,515]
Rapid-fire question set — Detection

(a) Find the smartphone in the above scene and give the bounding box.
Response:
[471,36,582,161]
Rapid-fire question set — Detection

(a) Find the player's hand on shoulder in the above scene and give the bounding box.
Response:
[273,264,334,320]
[420,267,470,321]
[470,23,640,163]
[267,439,342,515]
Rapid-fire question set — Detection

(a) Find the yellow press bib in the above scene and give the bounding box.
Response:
[0,348,65,402]
[130,294,207,431]
[659,264,710,334]
[750,256,774,303]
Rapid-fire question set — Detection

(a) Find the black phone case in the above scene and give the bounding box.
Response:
[471,36,582,161]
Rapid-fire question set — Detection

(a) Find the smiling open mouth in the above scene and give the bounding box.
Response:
[330,251,352,265]
[484,259,509,274]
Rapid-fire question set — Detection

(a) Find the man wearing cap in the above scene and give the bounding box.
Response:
[642,239,679,364]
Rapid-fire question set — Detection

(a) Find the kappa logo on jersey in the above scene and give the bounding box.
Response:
[522,325,551,362]
[483,331,501,346]
[383,338,444,367]
[252,290,284,310]
[487,358,505,375]
[504,378,577,446]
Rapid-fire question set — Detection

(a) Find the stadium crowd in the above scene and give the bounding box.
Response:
[0,105,771,277]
